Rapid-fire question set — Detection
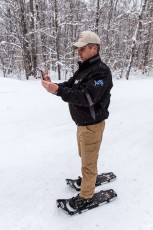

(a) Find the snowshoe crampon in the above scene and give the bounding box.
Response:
[56,189,117,215]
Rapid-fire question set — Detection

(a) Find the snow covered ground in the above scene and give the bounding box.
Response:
[0,76,153,230]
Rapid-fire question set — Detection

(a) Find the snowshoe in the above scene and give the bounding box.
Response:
[57,189,117,215]
[66,172,116,191]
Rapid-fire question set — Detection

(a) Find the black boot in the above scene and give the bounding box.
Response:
[69,194,93,210]
[73,176,82,190]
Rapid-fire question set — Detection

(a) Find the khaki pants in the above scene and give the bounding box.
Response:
[77,121,105,198]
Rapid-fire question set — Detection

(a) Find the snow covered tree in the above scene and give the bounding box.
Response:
[125,0,149,80]
[0,0,152,80]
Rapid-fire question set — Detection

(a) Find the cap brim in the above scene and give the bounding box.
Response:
[73,42,88,48]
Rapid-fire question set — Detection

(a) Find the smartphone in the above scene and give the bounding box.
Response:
[38,68,51,81]
[38,69,45,80]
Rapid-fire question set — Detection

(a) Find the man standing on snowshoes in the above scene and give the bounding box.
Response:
[42,31,113,210]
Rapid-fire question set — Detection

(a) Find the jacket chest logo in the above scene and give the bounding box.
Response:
[74,79,81,84]
[94,80,104,86]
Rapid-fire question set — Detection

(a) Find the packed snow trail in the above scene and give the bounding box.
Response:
[0,77,153,230]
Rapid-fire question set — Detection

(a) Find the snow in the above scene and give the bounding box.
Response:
[0,76,153,230]
[0,41,7,45]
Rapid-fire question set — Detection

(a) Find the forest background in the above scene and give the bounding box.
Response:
[0,0,152,80]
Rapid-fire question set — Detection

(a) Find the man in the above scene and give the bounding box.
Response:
[42,31,113,210]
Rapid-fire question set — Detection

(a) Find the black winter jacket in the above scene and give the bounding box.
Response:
[56,54,113,126]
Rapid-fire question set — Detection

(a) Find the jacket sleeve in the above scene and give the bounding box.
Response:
[56,76,74,88]
[56,69,112,107]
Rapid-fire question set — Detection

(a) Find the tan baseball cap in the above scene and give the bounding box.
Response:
[73,31,100,48]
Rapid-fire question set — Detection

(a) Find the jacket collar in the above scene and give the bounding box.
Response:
[78,54,101,70]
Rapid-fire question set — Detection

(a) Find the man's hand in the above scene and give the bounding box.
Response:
[42,80,59,94]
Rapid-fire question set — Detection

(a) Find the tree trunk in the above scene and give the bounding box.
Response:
[19,0,32,80]
[105,0,113,63]
[95,0,100,34]
[125,0,148,80]
[54,0,61,80]
[143,22,152,73]
[143,0,153,73]
[30,0,37,78]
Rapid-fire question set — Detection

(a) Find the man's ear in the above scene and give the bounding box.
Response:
[93,45,98,53]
